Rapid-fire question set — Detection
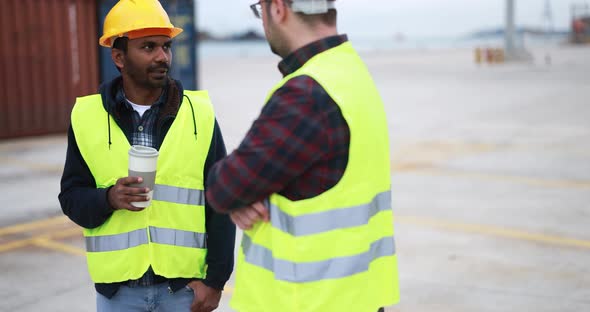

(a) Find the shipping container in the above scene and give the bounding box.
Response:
[97,0,198,89]
[0,0,99,139]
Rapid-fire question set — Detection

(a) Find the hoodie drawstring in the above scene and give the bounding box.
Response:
[107,112,112,150]
[184,95,198,140]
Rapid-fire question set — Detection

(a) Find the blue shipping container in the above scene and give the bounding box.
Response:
[97,0,198,89]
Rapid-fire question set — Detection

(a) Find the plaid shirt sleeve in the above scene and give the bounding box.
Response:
[205,75,335,212]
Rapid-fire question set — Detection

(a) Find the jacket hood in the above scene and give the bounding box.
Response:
[98,76,185,116]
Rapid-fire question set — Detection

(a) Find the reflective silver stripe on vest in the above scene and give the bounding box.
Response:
[86,229,149,252]
[149,226,207,249]
[242,234,395,283]
[153,184,205,206]
[270,190,391,236]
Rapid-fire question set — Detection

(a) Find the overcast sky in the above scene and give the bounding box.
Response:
[196,0,578,38]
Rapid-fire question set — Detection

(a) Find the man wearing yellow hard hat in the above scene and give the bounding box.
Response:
[205,0,399,311]
[59,1,235,311]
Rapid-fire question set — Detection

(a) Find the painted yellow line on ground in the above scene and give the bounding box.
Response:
[43,227,83,240]
[0,227,82,254]
[223,285,234,294]
[392,162,433,172]
[33,238,86,256]
[0,215,70,236]
[391,140,590,190]
[392,141,499,170]
[410,168,590,190]
[0,238,33,253]
[397,215,590,249]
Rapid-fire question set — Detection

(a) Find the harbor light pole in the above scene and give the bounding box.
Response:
[504,0,532,61]
[505,0,516,56]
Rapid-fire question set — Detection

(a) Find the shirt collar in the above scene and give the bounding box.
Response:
[278,34,348,77]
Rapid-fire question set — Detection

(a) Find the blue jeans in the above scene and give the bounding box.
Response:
[97,283,194,312]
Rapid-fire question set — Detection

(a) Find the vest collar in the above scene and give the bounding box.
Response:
[278,34,348,77]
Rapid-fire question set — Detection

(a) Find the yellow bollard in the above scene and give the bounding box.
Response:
[496,48,505,63]
[474,47,482,65]
[485,48,494,64]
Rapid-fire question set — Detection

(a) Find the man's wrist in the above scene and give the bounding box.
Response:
[201,278,225,291]
[105,186,117,211]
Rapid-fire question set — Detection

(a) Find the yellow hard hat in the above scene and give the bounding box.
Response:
[99,0,183,47]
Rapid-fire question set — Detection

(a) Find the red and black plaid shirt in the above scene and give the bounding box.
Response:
[206,35,351,212]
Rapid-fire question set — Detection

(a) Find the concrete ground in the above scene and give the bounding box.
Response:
[1,45,589,312]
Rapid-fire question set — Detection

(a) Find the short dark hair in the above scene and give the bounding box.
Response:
[112,37,129,53]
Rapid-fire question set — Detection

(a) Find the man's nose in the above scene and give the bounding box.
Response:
[154,47,169,62]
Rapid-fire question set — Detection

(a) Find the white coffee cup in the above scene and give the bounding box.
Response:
[128,145,159,208]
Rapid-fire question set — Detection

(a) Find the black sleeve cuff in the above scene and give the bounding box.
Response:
[202,277,226,291]
[99,186,116,215]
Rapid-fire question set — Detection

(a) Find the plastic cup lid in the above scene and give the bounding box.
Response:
[129,145,159,158]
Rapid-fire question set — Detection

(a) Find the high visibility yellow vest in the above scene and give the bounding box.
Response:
[231,42,400,312]
[71,90,215,283]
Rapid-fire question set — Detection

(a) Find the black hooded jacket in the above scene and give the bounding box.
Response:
[59,76,235,298]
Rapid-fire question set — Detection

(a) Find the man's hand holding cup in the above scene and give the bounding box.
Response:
[107,177,151,212]
[107,145,159,212]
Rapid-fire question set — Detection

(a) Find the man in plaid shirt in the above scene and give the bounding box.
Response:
[206,1,397,311]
